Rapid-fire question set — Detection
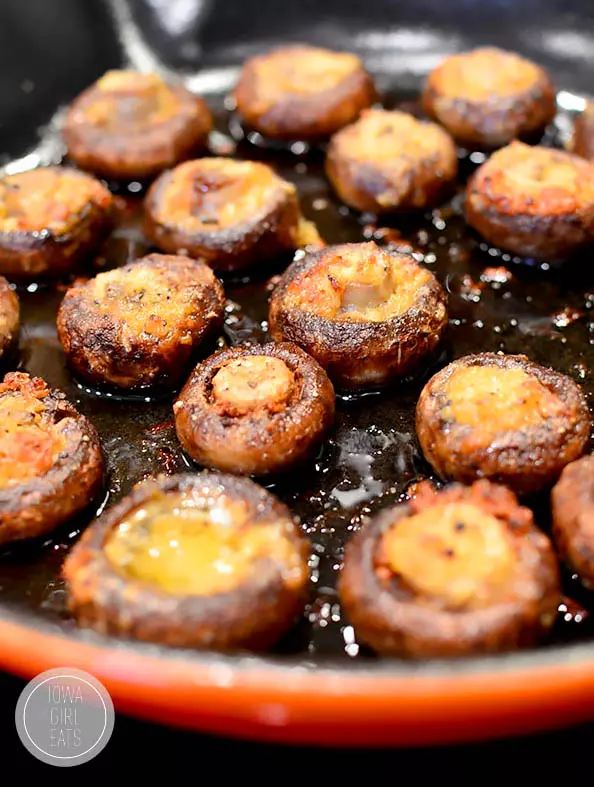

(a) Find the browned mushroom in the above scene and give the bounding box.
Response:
[422,47,556,150]
[571,103,594,160]
[416,353,590,496]
[0,276,19,363]
[0,167,113,280]
[174,342,335,475]
[269,241,448,389]
[326,109,458,213]
[0,371,104,545]
[339,480,561,657]
[57,253,225,392]
[63,472,309,650]
[63,70,213,180]
[465,141,594,261]
[552,455,594,588]
[234,45,376,140]
[144,157,320,272]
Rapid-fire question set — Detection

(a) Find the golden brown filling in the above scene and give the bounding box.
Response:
[483,143,594,214]
[431,48,541,100]
[88,264,198,341]
[0,168,106,234]
[212,356,296,416]
[79,70,183,129]
[343,110,450,163]
[442,365,565,445]
[250,47,362,109]
[153,159,294,231]
[103,490,305,595]
[0,390,65,487]
[378,502,517,609]
[286,243,431,321]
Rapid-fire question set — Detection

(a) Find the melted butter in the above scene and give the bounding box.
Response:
[287,242,431,322]
[103,492,305,596]
[0,169,106,234]
[443,365,565,442]
[155,159,295,231]
[379,502,517,609]
[0,391,65,487]
[212,356,295,416]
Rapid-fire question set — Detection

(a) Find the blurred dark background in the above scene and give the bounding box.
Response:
[1,0,594,159]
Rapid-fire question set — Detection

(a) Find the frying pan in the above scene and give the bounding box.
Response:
[1,0,594,747]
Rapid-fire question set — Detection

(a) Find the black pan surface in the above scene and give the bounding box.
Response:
[1,0,594,672]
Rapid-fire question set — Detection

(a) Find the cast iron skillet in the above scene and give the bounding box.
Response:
[2,0,594,746]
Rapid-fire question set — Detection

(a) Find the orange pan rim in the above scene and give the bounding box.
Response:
[1,606,594,746]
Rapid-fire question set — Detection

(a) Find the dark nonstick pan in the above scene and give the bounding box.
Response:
[2,0,594,746]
